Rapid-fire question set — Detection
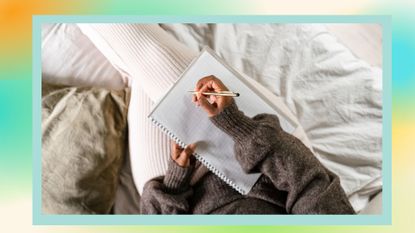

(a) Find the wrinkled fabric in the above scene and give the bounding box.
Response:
[42,82,130,214]
[161,24,382,211]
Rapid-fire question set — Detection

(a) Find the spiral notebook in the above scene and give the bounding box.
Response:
[149,47,295,194]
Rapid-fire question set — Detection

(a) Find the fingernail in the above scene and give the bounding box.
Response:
[190,143,197,150]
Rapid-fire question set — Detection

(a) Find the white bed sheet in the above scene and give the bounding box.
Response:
[325,24,382,67]
[42,23,382,213]
[160,23,383,212]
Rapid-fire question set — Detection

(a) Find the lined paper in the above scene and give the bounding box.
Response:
[149,47,295,194]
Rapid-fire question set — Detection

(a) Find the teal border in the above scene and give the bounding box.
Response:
[32,15,392,225]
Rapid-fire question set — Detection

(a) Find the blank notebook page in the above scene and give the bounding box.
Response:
[149,47,295,194]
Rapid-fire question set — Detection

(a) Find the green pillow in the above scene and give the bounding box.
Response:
[42,82,130,214]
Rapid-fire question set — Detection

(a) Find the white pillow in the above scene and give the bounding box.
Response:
[42,23,129,89]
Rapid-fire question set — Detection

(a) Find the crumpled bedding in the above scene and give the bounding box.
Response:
[160,24,382,212]
[41,23,382,213]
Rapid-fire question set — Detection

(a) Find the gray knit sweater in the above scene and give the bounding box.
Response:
[140,101,355,214]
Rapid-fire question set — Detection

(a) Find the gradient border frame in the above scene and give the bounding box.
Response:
[32,15,391,226]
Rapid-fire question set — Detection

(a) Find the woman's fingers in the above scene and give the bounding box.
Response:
[195,76,211,91]
[193,78,211,105]
[171,141,182,160]
[209,94,217,103]
[193,75,231,117]
[175,143,196,167]
[171,142,197,167]
[199,75,228,91]
[197,75,229,91]
[198,94,216,116]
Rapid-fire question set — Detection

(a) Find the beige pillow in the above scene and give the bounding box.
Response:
[41,82,130,214]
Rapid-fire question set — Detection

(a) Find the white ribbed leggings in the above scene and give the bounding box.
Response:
[78,24,198,193]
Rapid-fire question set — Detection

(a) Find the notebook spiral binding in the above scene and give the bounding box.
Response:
[149,117,246,195]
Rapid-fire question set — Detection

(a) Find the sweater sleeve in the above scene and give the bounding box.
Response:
[211,101,355,214]
[139,159,194,214]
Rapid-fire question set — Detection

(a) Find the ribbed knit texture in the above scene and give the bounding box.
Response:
[210,101,257,142]
[140,103,355,214]
[163,160,194,193]
[128,83,171,193]
[78,24,198,193]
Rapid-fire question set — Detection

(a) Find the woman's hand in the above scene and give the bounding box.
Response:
[171,141,196,167]
[192,75,233,117]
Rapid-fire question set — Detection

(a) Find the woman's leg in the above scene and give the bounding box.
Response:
[128,81,172,193]
[78,24,198,193]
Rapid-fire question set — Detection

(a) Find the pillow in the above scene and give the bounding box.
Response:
[42,23,129,89]
[42,82,130,214]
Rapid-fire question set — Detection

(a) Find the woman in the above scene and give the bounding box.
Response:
[140,75,355,214]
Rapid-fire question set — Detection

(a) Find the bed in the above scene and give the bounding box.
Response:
[41,23,382,214]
